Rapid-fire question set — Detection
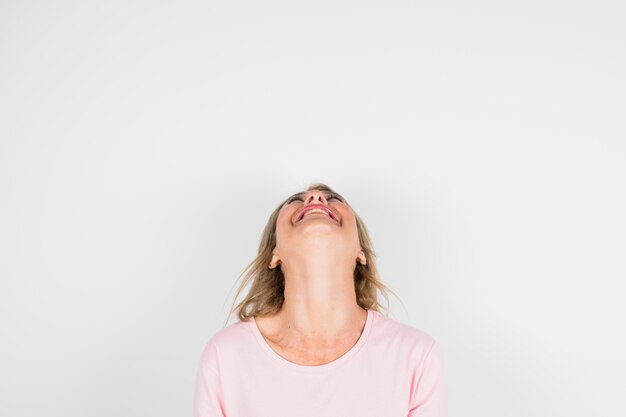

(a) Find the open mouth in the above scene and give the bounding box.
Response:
[296,206,338,223]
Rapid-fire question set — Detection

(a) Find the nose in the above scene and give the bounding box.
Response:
[304,191,327,205]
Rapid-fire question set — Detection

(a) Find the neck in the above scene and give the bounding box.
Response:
[277,249,365,340]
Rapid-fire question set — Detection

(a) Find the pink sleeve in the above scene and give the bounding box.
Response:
[407,340,448,417]
[193,342,226,417]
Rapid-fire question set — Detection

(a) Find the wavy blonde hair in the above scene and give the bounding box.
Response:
[223,182,398,327]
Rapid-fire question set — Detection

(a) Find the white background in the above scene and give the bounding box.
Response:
[1,1,624,416]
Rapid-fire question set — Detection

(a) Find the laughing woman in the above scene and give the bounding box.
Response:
[193,183,448,417]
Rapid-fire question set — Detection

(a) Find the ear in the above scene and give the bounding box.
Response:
[268,253,282,269]
[357,249,367,266]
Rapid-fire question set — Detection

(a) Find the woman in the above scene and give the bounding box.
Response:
[194,183,448,417]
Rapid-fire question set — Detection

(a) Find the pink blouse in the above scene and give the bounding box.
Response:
[194,308,448,417]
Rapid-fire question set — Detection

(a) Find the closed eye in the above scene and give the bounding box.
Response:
[286,193,343,204]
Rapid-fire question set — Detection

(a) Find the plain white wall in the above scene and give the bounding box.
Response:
[1,0,624,416]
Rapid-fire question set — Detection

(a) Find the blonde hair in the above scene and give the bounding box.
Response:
[223,182,398,327]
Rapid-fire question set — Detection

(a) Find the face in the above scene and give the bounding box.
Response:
[270,189,365,268]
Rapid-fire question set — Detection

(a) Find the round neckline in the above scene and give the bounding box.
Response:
[249,308,374,374]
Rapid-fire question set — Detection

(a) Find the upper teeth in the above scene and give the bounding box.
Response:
[302,208,330,219]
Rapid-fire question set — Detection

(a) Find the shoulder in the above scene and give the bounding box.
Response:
[369,310,438,359]
[196,318,253,372]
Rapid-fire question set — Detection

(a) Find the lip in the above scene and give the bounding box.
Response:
[295,204,339,224]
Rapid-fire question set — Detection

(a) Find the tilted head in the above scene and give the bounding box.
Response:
[224,182,395,325]
[268,186,366,271]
